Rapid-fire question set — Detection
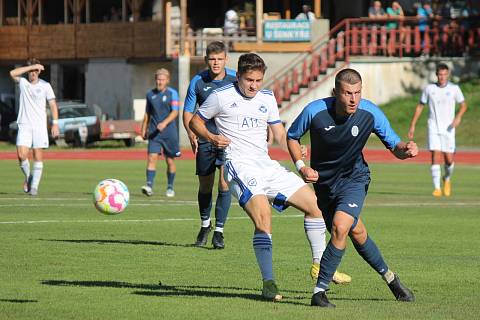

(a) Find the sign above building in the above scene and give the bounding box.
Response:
[263,20,311,42]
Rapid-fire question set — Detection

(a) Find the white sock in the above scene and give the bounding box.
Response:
[313,286,325,294]
[253,232,274,281]
[20,159,30,180]
[444,163,454,181]
[304,217,326,264]
[382,269,395,284]
[214,226,224,233]
[31,161,43,190]
[201,218,211,228]
[431,164,441,189]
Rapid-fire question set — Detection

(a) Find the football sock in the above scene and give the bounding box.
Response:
[353,236,389,276]
[201,218,211,228]
[20,159,30,179]
[30,161,43,190]
[253,232,274,281]
[444,163,454,180]
[146,169,156,188]
[214,226,224,233]
[431,164,441,189]
[304,217,326,263]
[167,171,175,189]
[198,191,213,221]
[316,241,344,291]
[214,190,231,229]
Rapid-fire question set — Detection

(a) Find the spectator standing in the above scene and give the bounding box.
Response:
[295,4,316,22]
[369,1,387,19]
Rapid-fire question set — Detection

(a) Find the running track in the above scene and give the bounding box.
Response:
[1,148,479,164]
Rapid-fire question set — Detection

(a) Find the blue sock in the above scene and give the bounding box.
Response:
[214,190,231,229]
[167,172,175,189]
[353,236,389,276]
[316,241,345,290]
[253,232,274,281]
[198,192,212,221]
[146,170,156,188]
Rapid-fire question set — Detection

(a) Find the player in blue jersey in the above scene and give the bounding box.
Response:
[287,68,417,308]
[183,41,237,249]
[141,68,180,197]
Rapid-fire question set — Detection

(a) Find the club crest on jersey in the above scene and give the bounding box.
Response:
[248,178,257,186]
[259,106,267,113]
[162,95,167,102]
[351,125,359,137]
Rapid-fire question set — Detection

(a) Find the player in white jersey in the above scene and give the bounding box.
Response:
[190,53,329,301]
[10,58,59,196]
[409,63,467,197]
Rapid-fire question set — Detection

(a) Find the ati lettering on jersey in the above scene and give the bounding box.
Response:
[238,115,267,130]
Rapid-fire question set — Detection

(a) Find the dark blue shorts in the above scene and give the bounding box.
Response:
[196,141,226,176]
[315,179,370,232]
[148,136,180,158]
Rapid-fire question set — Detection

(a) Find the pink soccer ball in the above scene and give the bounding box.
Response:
[93,179,130,215]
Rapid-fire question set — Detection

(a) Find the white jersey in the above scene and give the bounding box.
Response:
[197,83,281,161]
[420,82,464,134]
[17,77,55,127]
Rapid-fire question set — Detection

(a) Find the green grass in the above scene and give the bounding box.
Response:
[0,159,479,319]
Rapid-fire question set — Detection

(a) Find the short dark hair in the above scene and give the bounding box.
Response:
[237,53,267,75]
[206,41,227,57]
[26,58,41,66]
[436,63,449,73]
[335,68,362,91]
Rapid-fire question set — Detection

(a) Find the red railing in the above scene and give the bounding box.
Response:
[266,16,480,109]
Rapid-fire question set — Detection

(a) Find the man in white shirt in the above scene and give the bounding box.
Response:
[10,58,59,196]
[189,53,330,302]
[409,63,467,197]
[295,4,316,22]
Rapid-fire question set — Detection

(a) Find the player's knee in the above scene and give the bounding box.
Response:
[331,222,350,241]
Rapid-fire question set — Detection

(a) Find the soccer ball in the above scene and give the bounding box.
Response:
[93,179,129,215]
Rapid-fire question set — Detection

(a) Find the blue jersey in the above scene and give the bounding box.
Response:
[184,68,236,135]
[146,87,179,139]
[287,97,401,187]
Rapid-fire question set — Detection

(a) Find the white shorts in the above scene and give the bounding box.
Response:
[17,123,49,149]
[224,157,305,212]
[428,130,455,153]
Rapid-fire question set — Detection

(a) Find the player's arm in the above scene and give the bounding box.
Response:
[189,114,230,148]
[392,140,418,159]
[408,103,424,139]
[48,99,59,138]
[269,122,288,151]
[10,64,44,82]
[141,107,150,140]
[183,79,199,153]
[450,101,467,129]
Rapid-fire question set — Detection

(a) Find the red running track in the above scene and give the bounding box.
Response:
[1,148,480,164]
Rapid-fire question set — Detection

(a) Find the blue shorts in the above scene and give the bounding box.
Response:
[196,141,226,176]
[148,136,180,158]
[315,178,370,232]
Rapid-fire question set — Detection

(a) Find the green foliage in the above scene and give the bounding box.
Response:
[0,160,479,319]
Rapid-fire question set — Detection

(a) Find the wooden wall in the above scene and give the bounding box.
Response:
[0,21,165,61]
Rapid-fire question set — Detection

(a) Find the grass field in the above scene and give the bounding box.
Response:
[0,159,479,319]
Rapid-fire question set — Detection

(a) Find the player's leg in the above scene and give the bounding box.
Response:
[194,142,217,246]
[164,156,176,197]
[443,152,454,196]
[16,125,33,193]
[429,133,443,196]
[350,219,415,302]
[142,139,161,196]
[211,164,231,249]
[29,126,48,196]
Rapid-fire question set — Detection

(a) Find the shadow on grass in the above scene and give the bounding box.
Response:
[38,238,194,248]
[0,299,38,303]
[41,280,307,305]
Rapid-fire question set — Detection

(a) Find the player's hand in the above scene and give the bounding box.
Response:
[156,122,167,132]
[300,145,308,159]
[450,117,461,130]
[34,64,45,71]
[51,124,59,139]
[407,126,415,140]
[299,166,319,183]
[188,133,198,154]
[405,141,418,158]
[211,135,231,149]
